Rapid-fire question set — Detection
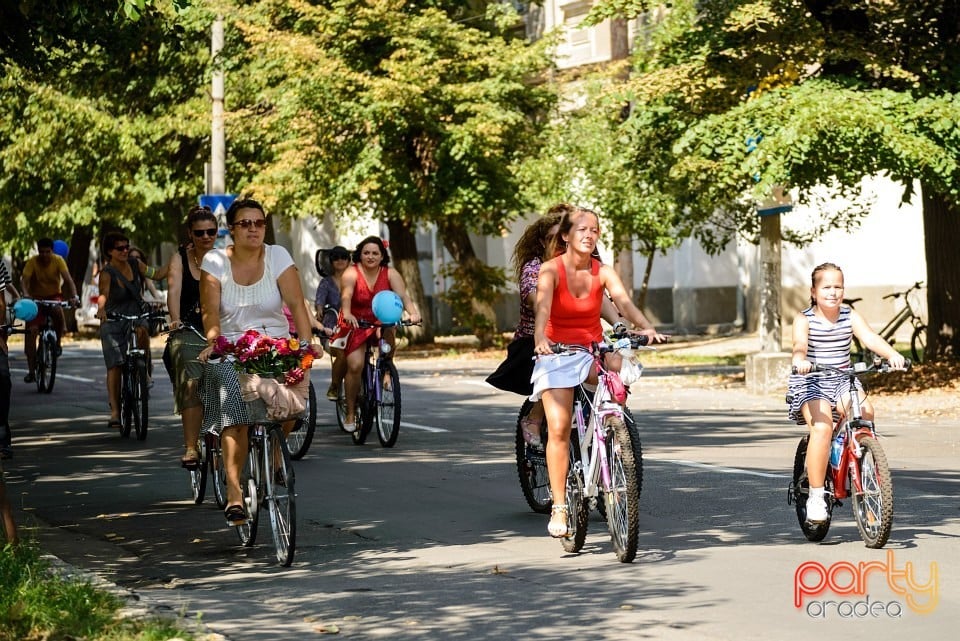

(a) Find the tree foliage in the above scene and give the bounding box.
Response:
[585,0,960,359]
[1,0,212,268]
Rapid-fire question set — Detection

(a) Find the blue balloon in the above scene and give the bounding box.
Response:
[52,239,69,258]
[371,290,404,325]
[13,299,38,322]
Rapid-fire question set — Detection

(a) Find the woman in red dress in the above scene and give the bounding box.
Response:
[338,237,421,433]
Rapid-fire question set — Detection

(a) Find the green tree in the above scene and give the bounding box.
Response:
[216,0,555,345]
[586,0,960,360]
[1,1,213,295]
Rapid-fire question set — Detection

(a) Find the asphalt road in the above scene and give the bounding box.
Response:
[4,342,959,640]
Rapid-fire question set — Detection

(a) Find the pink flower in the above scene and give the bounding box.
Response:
[284,367,305,385]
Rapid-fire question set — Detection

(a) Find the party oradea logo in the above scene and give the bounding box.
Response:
[794,550,938,618]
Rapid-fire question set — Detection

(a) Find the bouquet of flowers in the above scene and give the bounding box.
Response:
[212,329,318,386]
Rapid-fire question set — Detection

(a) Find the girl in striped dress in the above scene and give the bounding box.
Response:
[788,262,906,522]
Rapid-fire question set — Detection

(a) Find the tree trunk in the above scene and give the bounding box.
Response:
[637,246,655,312]
[65,226,93,334]
[437,222,499,349]
[921,186,959,361]
[385,219,432,344]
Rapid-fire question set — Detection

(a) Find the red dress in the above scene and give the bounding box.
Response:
[344,265,391,355]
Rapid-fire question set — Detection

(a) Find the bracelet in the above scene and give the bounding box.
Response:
[145,265,157,279]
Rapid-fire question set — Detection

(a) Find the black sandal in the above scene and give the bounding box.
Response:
[224,504,246,526]
[107,419,122,431]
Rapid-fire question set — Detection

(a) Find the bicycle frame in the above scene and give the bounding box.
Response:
[827,375,876,501]
[571,367,624,501]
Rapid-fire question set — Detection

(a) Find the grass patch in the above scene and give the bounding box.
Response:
[0,542,197,641]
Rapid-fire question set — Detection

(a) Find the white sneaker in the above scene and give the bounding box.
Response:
[806,494,829,522]
[343,420,357,433]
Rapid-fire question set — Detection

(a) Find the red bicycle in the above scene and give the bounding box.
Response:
[787,360,908,548]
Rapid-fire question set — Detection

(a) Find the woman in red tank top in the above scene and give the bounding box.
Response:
[337,236,421,433]
[531,207,664,539]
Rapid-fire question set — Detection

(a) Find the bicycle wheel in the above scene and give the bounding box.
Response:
[597,407,643,520]
[376,360,401,447]
[266,425,297,566]
[351,372,372,445]
[35,332,50,393]
[131,356,149,441]
[189,436,208,505]
[603,415,640,563]
[236,439,261,547]
[39,333,57,393]
[790,436,832,542]
[287,381,317,460]
[119,364,134,439]
[561,431,589,554]
[210,435,227,510]
[910,324,926,363]
[851,435,894,548]
[515,400,551,514]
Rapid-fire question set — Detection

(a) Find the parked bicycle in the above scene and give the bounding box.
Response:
[106,309,164,440]
[545,331,649,563]
[336,319,419,447]
[31,300,73,393]
[844,281,926,363]
[787,359,908,548]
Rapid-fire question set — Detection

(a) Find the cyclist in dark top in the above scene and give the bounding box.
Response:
[166,205,219,466]
[96,232,166,430]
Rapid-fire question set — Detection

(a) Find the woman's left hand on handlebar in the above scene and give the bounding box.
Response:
[634,327,669,344]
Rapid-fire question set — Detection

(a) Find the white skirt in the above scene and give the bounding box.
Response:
[529,351,595,402]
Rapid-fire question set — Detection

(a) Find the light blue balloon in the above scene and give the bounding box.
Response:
[13,299,38,322]
[52,239,69,258]
[371,290,403,325]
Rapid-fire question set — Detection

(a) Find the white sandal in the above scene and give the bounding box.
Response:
[548,504,570,538]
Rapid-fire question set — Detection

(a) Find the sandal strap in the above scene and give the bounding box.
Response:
[551,504,569,515]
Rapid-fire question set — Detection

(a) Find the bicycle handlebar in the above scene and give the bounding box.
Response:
[34,299,76,309]
[355,319,422,329]
[550,333,650,355]
[882,281,924,301]
[106,310,166,322]
[792,359,911,376]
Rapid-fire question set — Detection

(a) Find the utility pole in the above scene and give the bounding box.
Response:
[210,16,225,195]
[610,17,634,301]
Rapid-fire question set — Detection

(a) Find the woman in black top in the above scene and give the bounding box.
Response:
[166,205,219,466]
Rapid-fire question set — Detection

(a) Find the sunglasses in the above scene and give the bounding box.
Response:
[113,244,130,252]
[231,218,266,229]
[192,228,218,238]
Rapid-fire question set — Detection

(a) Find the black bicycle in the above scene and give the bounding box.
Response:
[32,300,72,393]
[336,319,419,447]
[107,310,164,440]
[845,281,926,363]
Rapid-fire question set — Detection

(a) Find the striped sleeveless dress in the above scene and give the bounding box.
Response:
[787,305,863,424]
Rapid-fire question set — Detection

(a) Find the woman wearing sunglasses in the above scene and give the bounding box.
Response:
[198,198,318,526]
[96,231,168,431]
[165,205,219,467]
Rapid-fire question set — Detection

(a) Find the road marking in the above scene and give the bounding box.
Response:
[400,421,449,433]
[12,368,96,384]
[653,458,789,479]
